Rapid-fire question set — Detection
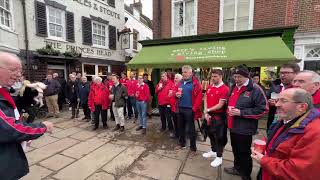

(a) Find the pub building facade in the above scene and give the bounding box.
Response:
[12,0,126,81]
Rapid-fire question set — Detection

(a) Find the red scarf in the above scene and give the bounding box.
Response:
[0,86,20,120]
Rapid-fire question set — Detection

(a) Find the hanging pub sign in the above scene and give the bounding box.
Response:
[121,33,130,50]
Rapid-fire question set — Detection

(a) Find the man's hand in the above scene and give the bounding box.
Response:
[228,108,241,116]
[268,99,276,106]
[42,121,54,133]
[176,92,182,98]
[205,113,211,121]
[251,147,264,164]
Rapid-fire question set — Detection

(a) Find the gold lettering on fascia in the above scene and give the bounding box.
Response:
[44,40,112,57]
[72,0,120,19]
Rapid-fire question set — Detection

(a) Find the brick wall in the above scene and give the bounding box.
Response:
[197,0,220,34]
[296,0,320,32]
[153,0,171,39]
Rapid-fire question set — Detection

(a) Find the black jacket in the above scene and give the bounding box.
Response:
[44,79,61,96]
[55,77,66,98]
[0,92,46,180]
[65,81,79,103]
[20,87,38,109]
[228,79,268,135]
[266,79,282,128]
[111,83,128,107]
[79,82,90,105]
[144,80,155,97]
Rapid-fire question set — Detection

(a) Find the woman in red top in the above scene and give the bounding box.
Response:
[135,76,150,134]
[169,73,182,138]
[88,77,110,130]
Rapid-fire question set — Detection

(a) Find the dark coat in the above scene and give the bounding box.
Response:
[145,80,155,97]
[228,79,268,135]
[55,77,66,99]
[79,82,90,105]
[44,79,61,96]
[65,81,79,103]
[0,92,47,180]
[111,83,128,107]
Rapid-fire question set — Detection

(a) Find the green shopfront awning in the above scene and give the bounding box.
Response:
[127,36,296,68]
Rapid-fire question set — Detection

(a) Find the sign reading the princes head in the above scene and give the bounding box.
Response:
[170,46,227,61]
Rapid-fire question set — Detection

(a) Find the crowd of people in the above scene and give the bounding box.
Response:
[1,51,320,180]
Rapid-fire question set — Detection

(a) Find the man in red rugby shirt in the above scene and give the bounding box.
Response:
[135,75,150,134]
[203,69,229,167]
[293,70,320,109]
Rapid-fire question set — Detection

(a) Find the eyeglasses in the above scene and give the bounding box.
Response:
[276,98,301,104]
[280,71,294,75]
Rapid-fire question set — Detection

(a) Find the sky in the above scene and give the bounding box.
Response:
[124,0,153,19]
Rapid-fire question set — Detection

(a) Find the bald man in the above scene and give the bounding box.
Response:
[0,52,53,180]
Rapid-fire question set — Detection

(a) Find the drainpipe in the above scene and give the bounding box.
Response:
[22,0,31,80]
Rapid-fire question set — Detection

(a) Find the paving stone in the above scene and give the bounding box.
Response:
[225,142,232,152]
[30,134,59,148]
[131,153,182,180]
[24,146,35,153]
[48,118,65,124]
[21,165,52,180]
[223,150,234,162]
[153,149,188,160]
[102,146,146,175]
[178,174,205,180]
[87,172,115,180]
[119,173,151,180]
[70,130,98,141]
[196,138,211,146]
[110,139,135,146]
[196,143,211,152]
[53,143,126,180]
[62,137,106,159]
[55,120,84,129]
[51,127,83,138]
[51,127,64,134]
[39,154,75,171]
[79,122,93,128]
[27,138,79,165]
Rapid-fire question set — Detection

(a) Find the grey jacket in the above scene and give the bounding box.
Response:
[111,83,128,107]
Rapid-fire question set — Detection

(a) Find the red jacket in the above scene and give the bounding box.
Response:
[120,78,129,87]
[88,83,110,111]
[155,80,174,105]
[136,83,150,102]
[127,78,138,97]
[261,109,320,180]
[313,89,320,110]
[104,80,114,92]
[170,83,179,113]
[178,76,203,120]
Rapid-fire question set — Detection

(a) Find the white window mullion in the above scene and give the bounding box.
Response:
[183,1,186,36]
[248,0,254,30]
[234,0,238,31]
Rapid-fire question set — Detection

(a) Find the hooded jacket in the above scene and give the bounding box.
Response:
[155,80,173,105]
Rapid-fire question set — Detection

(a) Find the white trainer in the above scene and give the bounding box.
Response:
[202,151,217,158]
[210,157,223,167]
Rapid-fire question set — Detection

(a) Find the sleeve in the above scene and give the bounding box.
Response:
[192,84,203,113]
[55,80,61,94]
[0,109,46,143]
[88,90,94,111]
[65,83,69,100]
[240,86,268,119]
[122,86,128,99]
[155,82,160,94]
[146,85,150,101]
[261,132,320,180]
[220,87,229,100]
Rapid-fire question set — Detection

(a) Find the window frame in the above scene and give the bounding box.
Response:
[82,63,111,77]
[171,0,198,37]
[0,0,14,30]
[219,0,254,32]
[46,5,66,41]
[91,21,109,49]
[305,46,320,61]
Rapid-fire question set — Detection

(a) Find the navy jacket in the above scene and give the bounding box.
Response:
[228,79,268,135]
[79,82,90,105]
[0,91,47,180]
[44,79,61,96]
[65,81,79,103]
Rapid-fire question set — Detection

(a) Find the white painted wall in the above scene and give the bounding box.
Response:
[15,0,125,62]
[124,8,153,57]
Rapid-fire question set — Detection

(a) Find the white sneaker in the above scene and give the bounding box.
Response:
[210,157,223,167]
[202,151,217,158]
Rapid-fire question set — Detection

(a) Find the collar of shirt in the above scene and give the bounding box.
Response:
[138,82,144,87]
[213,81,224,88]
[183,78,192,85]
[236,79,249,89]
[115,82,120,86]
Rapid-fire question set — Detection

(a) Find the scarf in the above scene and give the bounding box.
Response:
[0,86,20,120]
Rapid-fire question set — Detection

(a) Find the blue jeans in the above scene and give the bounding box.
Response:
[128,96,138,118]
[136,101,147,128]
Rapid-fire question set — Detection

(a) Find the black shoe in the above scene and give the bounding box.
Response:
[86,118,91,122]
[112,125,120,132]
[120,126,125,132]
[103,125,108,129]
[142,128,146,134]
[241,176,252,180]
[136,126,143,131]
[82,117,87,120]
[70,116,75,119]
[92,127,98,131]
[75,115,79,118]
[224,167,241,176]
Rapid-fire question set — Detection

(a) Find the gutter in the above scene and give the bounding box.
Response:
[22,0,31,80]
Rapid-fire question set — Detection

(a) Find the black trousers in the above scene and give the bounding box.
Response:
[123,99,127,116]
[159,105,173,130]
[58,94,64,111]
[25,106,37,123]
[208,115,228,157]
[82,103,91,119]
[70,102,77,117]
[109,103,115,120]
[171,111,179,137]
[230,132,253,179]
[178,107,197,151]
[94,105,107,128]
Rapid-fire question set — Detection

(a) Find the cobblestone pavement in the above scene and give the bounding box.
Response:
[22,110,266,180]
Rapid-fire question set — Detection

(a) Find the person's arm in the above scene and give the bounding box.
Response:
[0,109,47,143]
[240,86,268,119]
[261,132,320,180]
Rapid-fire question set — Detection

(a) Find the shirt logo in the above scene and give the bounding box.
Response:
[244,91,251,97]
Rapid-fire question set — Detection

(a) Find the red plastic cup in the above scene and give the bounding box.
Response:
[228,106,234,112]
[178,88,183,94]
[253,139,266,154]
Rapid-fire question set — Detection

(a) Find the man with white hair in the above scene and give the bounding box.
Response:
[293,70,320,109]
[65,74,80,119]
[0,52,53,180]
[175,65,202,156]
